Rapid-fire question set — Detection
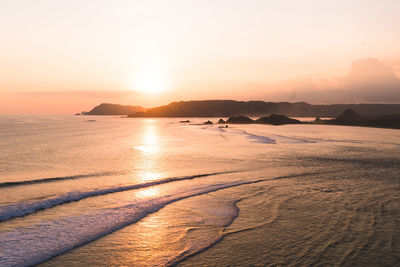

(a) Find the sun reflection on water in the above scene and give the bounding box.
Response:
[136,186,160,198]
[138,170,163,182]
[133,120,167,184]
[135,122,160,155]
[135,131,160,156]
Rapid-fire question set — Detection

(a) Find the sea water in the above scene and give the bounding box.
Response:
[0,115,399,266]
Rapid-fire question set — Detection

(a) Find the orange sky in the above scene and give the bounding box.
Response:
[1,0,400,114]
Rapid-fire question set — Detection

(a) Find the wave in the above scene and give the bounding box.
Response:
[0,171,323,267]
[0,173,291,266]
[200,126,275,144]
[241,130,276,144]
[0,171,237,221]
[0,171,123,188]
[209,126,317,144]
[267,133,316,144]
[238,130,317,144]
[166,198,242,266]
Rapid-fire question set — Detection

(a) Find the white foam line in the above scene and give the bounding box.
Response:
[0,172,322,267]
[239,130,276,144]
[0,172,235,222]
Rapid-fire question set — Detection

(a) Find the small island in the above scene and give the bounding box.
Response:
[216,110,400,129]
[325,109,400,129]
[224,114,301,125]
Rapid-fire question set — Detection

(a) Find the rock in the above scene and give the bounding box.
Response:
[335,109,362,122]
[203,120,213,125]
[227,116,254,124]
[255,114,301,125]
[218,119,226,124]
[179,120,191,123]
[332,109,400,129]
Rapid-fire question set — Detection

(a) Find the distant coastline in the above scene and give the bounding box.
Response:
[81,100,400,118]
[78,101,400,130]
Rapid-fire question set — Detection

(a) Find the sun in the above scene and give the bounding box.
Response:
[133,67,171,94]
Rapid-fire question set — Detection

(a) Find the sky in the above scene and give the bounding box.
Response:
[1,0,400,114]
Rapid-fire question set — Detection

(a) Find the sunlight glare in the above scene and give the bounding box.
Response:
[133,66,171,94]
[136,187,160,198]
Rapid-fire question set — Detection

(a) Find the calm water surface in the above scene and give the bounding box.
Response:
[0,115,399,266]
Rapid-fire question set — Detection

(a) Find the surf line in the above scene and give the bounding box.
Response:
[0,171,240,221]
[0,171,122,188]
[0,171,327,267]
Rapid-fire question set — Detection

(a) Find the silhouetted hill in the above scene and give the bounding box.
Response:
[125,100,400,118]
[255,114,301,125]
[335,109,363,122]
[226,116,254,124]
[225,114,301,125]
[87,103,145,115]
[332,109,400,129]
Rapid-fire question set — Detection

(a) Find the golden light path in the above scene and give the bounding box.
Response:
[134,119,164,197]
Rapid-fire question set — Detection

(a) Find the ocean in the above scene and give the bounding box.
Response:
[0,115,399,266]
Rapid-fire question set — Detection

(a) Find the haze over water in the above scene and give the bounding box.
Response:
[0,115,399,266]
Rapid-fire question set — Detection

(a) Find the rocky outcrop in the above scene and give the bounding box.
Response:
[335,109,363,122]
[227,116,254,124]
[332,109,400,129]
[255,114,301,125]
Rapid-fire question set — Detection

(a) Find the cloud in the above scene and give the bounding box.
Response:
[345,58,400,102]
[266,58,400,103]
